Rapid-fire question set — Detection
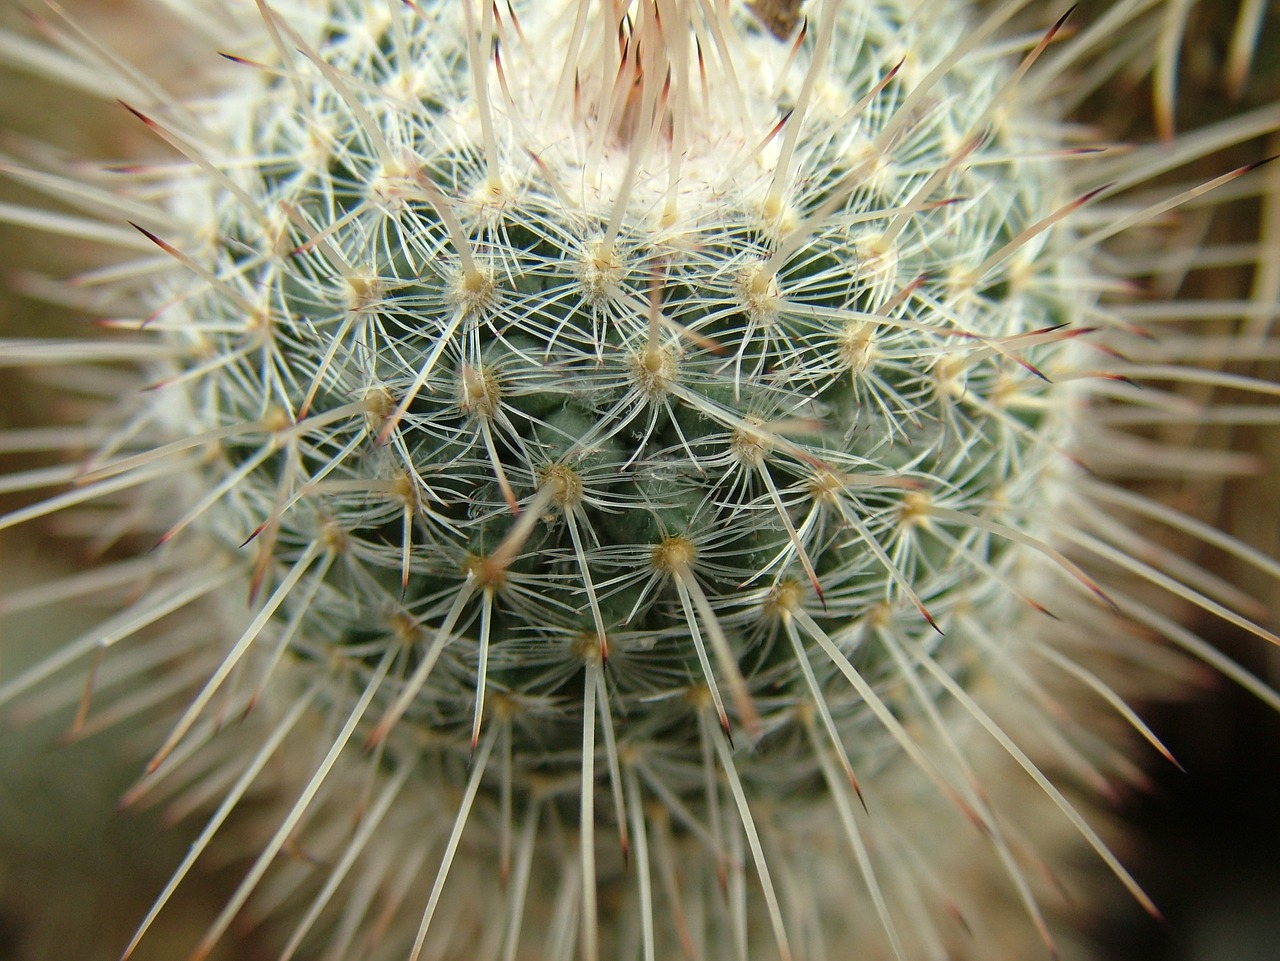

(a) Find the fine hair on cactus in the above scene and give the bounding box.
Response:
[1,1,1279,960]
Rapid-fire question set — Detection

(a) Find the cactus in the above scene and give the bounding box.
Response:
[1,1,1278,960]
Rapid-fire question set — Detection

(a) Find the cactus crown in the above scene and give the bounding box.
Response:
[120,0,1087,952]
[179,1,1065,736]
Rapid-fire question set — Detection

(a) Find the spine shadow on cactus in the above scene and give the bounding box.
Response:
[0,1,1279,961]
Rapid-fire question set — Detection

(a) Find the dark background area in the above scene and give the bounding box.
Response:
[1097,627,1280,961]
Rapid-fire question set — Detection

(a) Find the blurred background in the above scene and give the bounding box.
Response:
[1080,2,1280,958]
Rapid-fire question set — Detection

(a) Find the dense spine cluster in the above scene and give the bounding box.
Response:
[2,1,1279,960]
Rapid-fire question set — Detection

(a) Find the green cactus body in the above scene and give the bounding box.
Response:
[3,1,1279,959]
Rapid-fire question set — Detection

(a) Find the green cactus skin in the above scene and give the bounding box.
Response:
[2,1,1279,960]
